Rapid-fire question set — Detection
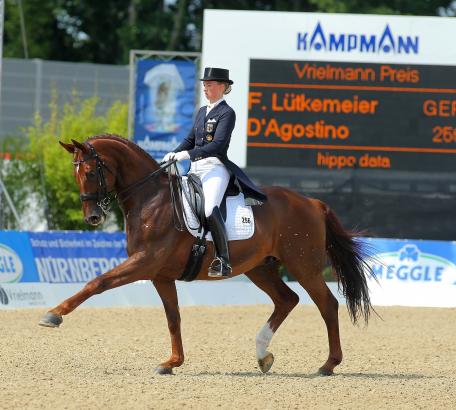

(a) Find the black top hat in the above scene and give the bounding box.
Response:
[200,67,233,84]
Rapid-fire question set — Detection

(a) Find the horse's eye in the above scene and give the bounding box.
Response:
[86,170,96,179]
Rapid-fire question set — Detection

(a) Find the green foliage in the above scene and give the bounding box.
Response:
[3,0,70,59]
[1,93,128,231]
[4,1,452,64]
[0,137,36,230]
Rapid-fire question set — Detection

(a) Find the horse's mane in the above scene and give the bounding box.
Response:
[87,134,157,163]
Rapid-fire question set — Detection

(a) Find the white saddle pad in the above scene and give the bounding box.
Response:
[182,177,255,241]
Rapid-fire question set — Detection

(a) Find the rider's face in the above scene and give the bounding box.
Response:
[203,81,226,103]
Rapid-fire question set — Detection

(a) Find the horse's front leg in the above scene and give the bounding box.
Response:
[39,253,149,327]
[152,279,184,375]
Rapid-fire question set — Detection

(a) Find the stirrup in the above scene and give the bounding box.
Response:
[208,257,232,278]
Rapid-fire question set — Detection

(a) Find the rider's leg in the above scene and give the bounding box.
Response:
[200,164,231,277]
[201,165,230,218]
[207,206,231,276]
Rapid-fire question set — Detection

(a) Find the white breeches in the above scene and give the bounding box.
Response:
[190,159,230,217]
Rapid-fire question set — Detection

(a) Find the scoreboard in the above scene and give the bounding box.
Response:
[247,59,456,172]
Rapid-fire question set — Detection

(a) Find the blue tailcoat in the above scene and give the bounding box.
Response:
[174,101,267,204]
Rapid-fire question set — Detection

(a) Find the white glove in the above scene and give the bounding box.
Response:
[173,151,190,162]
[162,152,175,162]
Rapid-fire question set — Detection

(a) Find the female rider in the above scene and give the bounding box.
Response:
[163,67,266,277]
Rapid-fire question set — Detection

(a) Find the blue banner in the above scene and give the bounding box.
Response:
[365,238,456,286]
[0,231,127,284]
[0,231,37,283]
[1,232,456,288]
[133,60,196,165]
[29,232,127,284]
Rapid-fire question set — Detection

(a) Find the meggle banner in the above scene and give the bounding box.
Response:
[133,60,196,162]
[365,238,456,307]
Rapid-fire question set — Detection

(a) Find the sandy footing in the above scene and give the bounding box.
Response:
[1,305,455,409]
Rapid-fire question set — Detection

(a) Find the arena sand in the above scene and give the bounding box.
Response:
[1,305,455,409]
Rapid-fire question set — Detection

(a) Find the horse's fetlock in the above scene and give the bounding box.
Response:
[330,354,343,366]
[171,355,185,367]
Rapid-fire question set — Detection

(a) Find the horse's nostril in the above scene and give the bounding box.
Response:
[89,215,100,225]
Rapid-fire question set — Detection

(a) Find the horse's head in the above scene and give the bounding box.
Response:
[60,139,117,226]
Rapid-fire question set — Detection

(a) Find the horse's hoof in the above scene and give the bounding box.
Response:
[154,366,173,375]
[39,312,63,328]
[318,367,334,376]
[258,352,274,373]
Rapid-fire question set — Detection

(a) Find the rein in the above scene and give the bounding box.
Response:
[74,142,199,232]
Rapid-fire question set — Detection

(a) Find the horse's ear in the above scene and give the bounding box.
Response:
[71,139,88,153]
[59,141,75,153]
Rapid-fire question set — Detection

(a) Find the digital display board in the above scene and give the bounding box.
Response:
[247,59,456,172]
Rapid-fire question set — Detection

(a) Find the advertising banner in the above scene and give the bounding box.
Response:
[0,231,37,283]
[0,231,455,308]
[365,238,456,307]
[29,232,127,284]
[0,231,127,285]
[133,60,196,163]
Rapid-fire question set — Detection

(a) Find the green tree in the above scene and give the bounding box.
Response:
[4,1,453,64]
[0,93,128,231]
[3,0,73,59]
[3,0,177,63]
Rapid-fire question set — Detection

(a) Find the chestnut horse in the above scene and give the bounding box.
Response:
[39,134,374,376]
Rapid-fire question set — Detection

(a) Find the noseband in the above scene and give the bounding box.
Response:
[73,142,173,214]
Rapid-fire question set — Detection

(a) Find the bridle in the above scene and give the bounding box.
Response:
[73,142,174,215]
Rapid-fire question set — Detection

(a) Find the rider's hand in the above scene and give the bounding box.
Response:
[174,151,190,162]
[162,152,175,162]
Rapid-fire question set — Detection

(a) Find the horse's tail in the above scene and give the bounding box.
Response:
[323,204,375,325]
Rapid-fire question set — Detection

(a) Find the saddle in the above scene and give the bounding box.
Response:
[182,173,240,228]
[181,173,207,231]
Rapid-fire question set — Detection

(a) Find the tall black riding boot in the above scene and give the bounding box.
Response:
[207,206,232,277]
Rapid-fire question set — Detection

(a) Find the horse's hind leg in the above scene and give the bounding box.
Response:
[289,259,342,376]
[245,260,299,374]
[302,275,342,375]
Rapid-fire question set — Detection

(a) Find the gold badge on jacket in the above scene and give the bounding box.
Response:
[206,134,213,142]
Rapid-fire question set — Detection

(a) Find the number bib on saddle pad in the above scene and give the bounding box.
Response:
[181,176,255,241]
